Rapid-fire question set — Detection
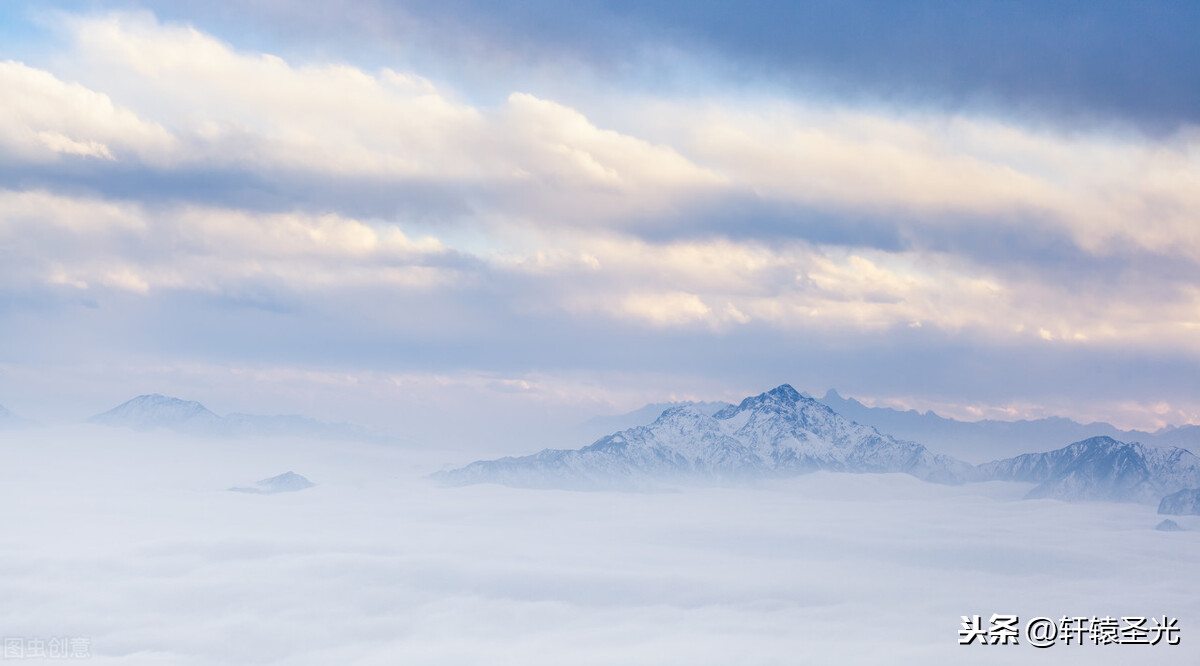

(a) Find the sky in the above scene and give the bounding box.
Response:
[2,1,1200,437]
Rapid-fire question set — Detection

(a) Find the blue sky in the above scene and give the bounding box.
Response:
[2,1,1200,436]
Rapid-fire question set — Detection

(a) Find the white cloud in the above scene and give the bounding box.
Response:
[0,427,1194,665]
[618,291,712,327]
[8,184,1198,360]
[0,59,175,163]
[0,190,452,295]
[5,185,1200,363]
[48,11,722,213]
[0,188,146,234]
[500,93,723,190]
[102,266,151,294]
[486,227,1200,361]
[655,103,1200,261]
[495,233,1006,334]
[13,10,1198,268]
[36,131,115,160]
[3,8,1200,433]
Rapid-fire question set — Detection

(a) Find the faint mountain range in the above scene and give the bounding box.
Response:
[436,385,972,490]
[88,394,385,441]
[976,436,1200,503]
[230,471,315,495]
[90,394,221,431]
[0,403,34,430]
[817,389,1200,463]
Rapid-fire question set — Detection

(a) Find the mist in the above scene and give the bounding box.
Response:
[1,425,1194,664]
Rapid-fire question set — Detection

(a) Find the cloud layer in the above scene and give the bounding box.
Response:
[1,427,1196,665]
[2,8,1200,428]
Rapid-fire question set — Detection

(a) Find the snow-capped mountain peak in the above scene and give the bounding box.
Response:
[716,383,803,414]
[436,384,973,489]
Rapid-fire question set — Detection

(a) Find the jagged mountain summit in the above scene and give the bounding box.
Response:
[435,384,973,490]
[88,394,381,441]
[1158,488,1200,515]
[977,436,1200,503]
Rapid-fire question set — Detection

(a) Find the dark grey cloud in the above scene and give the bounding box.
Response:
[122,0,1200,132]
[0,162,478,224]
[627,194,910,252]
[612,192,1200,300]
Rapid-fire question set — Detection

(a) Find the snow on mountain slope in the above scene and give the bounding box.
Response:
[88,394,222,432]
[435,384,973,489]
[573,400,735,443]
[977,436,1200,503]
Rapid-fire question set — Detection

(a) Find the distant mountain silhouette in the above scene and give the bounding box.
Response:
[230,471,315,494]
[88,394,384,441]
[0,402,33,429]
[817,389,1199,463]
[1155,519,1184,532]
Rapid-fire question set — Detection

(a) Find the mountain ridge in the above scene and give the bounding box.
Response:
[572,400,734,444]
[88,394,384,441]
[436,384,973,490]
[817,389,1200,462]
[977,436,1200,503]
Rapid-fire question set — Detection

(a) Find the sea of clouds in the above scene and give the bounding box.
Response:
[0,426,1196,664]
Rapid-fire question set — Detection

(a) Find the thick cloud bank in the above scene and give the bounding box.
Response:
[0,427,1196,664]
[2,9,1200,430]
